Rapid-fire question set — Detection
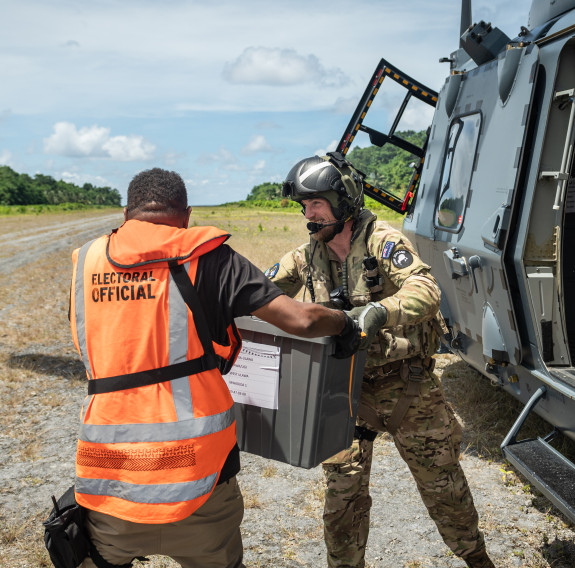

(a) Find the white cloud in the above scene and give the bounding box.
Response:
[223,47,350,88]
[332,96,361,116]
[313,140,339,157]
[256,120,281,129]
[60,171,111,187]
[0,149,13,166]
[186,178,210,188]
[198,147,242,171]
[44,122,108,157]
[0,109,13,124]
[400,105,436,131]
[252,160,266,173]
[102,135,155,162]
[43,122,155,161]
[242,134,272,155]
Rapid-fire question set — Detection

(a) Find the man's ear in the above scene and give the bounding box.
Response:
[123,207,128,221]
[183,206,192,228]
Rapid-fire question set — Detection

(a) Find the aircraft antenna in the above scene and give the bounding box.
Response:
[460,0,472,44]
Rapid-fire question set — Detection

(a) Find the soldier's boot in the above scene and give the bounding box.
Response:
[463,547,495,568]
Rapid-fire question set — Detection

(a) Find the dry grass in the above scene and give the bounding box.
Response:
[1,207,575,567]
[438,354,575,463]
[0,207,121,237]
[305,478,327,512]
[0,244,83,470]
[190,206,311,270]
[242,489,263,509]
[261,464,278,478]
[0,512,53,567]
[1,251,73,345]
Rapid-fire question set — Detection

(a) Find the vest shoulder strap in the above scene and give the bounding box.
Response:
[363,218,377,256]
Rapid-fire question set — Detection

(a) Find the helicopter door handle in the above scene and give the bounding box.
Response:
[468,255,482,293]
[443,247,468,279]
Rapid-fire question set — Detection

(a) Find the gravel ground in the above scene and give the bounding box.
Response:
[1,211,574,568]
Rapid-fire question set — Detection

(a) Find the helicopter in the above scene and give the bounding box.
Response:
[337,0,575,523]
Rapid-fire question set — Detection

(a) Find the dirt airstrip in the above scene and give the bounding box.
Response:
[0,208,574,568]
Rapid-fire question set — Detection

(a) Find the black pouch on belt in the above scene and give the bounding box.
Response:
[43,485,91,568]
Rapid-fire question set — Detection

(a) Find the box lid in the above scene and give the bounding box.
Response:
[234,315,333,345]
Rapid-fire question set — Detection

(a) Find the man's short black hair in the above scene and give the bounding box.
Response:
[126,168,188,214]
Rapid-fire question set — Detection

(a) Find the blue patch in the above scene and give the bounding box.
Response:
[264,263,280,279]
[382,241,395,259]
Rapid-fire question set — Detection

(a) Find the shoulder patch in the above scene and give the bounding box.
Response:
[391,249,413,269]
[264,263,279,279]
[382,241,395,259]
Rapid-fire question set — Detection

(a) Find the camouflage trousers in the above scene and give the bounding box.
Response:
[322,357,484,568]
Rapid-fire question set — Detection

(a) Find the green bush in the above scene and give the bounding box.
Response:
[0,203,121,216]
[0,166,122,207]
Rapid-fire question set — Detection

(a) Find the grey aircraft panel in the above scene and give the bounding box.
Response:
[404,45,541,368]
[508,31,575,375]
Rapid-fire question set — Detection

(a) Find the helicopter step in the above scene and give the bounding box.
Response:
[501,387,575,524]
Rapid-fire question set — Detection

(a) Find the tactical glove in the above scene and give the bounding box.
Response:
[332,313,362,359]
[347,302,388,350]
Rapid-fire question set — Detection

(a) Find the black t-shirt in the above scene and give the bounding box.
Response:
[195,243,284,482]
[194,243,283,341]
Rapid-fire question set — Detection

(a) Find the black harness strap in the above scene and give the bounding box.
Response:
[168,260,217,358]
[87,356,217,395]
[170,260,241,376]
[87,261,219,396]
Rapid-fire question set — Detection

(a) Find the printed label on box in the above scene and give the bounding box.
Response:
[225,340,280,409]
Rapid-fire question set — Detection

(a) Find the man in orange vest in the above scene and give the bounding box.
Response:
[70,168,361,568]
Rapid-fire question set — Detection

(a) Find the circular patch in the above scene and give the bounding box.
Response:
[264,263,280,279]
[391,249,413,269]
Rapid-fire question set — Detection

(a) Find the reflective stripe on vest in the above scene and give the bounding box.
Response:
[71,226,238,524]
[75,473,218,505]
[79,407,235,444]
[74,239,97,380]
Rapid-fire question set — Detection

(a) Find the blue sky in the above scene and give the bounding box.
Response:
[1,1,527,205]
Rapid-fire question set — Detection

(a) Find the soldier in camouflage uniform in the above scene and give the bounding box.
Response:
[266,153,495,568]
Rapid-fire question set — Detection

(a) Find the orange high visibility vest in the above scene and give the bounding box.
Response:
[70,220,241,524]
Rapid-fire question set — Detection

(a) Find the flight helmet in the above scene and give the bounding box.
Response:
[282,152,364,221]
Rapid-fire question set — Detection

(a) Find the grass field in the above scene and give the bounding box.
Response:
[1,206,574,568]
[191,206,313,270]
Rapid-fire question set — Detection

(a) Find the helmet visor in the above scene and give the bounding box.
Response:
[282,161,333,201]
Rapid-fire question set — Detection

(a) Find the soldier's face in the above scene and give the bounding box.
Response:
[302,198,338,241]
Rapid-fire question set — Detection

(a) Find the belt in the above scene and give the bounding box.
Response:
[365,356,435,384]
[360,355,436,437]
[402,355,435,377]
[380,359,404,375]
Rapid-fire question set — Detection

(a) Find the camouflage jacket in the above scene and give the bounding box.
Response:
[269,209,443,367]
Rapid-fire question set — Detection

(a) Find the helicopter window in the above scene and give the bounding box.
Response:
[434,113,481,232]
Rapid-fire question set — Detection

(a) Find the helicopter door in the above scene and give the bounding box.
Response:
[524,39,575,367]
[336,58,439,214]
[408,45,541,370]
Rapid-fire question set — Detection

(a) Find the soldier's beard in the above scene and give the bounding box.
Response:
[307,219,344,242]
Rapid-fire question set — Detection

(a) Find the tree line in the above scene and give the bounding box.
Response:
[1,129,424,209]
[0,166,122,207]
[245,130,426,204]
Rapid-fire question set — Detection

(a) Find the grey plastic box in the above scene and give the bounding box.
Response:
[231,316,366,469]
